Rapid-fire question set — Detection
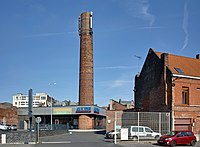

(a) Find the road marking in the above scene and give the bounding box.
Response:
[42,141,71,144]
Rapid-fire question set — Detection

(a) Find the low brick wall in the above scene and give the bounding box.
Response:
[0,130,67,144]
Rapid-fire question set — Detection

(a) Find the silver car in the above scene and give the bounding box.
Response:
[0,124,8,131]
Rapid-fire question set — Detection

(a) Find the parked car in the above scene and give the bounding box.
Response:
[129,126,161,140]
[157,130,196,147]
[0,124,8,131]
[11,125,17,131]
[7,124,11,130]
[105,129,120,139]
[7,124,17,131]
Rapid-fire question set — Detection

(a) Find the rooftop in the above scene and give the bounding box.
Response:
[155,50,200,77]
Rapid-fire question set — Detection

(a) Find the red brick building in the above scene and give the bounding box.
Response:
[0,103,18,126]
[106,99,134,132]
[134,48,200,135]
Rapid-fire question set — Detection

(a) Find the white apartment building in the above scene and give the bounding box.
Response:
[13,93,52,108]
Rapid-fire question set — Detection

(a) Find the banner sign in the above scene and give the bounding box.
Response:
[53,108,72,114]
[94,107,100,114]
[76,107,91,113]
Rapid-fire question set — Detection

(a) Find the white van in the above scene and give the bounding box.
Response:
[0,124,8,131]
[129,126,161,140]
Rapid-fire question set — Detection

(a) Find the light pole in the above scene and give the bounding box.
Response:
[49,82,56,130]
[51,95,53,130]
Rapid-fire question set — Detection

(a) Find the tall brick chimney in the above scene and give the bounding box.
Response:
[78,12,94,129]
[78,12,94,106]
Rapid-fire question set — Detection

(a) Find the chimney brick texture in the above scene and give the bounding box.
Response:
[79,12,94,105]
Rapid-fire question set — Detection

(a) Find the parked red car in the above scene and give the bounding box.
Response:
[157,130,196,147]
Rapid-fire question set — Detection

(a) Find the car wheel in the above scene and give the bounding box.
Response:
[170,141,176,147]
[129,136,133,139]
[190,140,196,146]
[155,135,159,140]
[133,136,138,141]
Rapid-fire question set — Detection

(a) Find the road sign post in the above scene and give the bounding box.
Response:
[36,117,41,143]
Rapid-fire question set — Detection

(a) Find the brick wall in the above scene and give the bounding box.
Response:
[78,115,93,129]
[109,100,127,111]
[173,77,200,134]
[106,110,123,132]
[135,49,169,112]
[0,104,18,126]
[106,100,134,132]
[134,49,200,134]
[173,78,200,106]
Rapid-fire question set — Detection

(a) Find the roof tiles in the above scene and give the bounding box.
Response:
[155,51,200,77]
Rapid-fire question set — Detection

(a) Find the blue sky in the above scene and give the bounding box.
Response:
[0,0,200,106]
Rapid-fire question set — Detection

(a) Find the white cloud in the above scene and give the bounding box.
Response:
[96,79,132,88]
[137,26,162,30]
[116,0,155,27]
[180,0,189,51]
[22,0,47,13]
[140,1,155,27]
[111,80,132,88]
[95,65,137,70]
[24,31,76,38]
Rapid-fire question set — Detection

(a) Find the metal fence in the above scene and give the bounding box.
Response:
[38,124,69,131]
[115,111,170,143]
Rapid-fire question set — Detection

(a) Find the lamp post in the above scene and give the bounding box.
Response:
[51,96,53,130]
[49,82,56,130]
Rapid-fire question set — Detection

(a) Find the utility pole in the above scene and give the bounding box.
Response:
[27,89,33,144]
[49,82,56,130]
[28,89,33,131]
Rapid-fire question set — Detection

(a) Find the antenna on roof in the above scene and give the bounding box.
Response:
[134,55,141,59]
[134,55,142,73]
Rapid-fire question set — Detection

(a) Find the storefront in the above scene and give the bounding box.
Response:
[18,105,106,130]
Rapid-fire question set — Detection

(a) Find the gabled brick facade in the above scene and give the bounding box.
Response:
[135,49,171,112]
[135,48,200,136]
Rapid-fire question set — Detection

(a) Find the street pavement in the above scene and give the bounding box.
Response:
[0,132,200,147]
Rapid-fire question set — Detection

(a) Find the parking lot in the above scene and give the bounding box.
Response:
[0,132,200,147]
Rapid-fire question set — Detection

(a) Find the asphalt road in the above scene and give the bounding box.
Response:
[0,132,200,147]
[0,132,120,147]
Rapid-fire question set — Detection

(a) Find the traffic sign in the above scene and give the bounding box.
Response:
[36,117,41,123]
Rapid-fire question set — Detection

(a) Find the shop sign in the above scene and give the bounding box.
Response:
[53,108,72,114]
[76,107,91,113]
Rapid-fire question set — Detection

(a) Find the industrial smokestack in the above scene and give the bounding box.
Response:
[78,12,94,106]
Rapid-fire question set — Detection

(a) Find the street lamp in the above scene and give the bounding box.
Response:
[49,82,56,130]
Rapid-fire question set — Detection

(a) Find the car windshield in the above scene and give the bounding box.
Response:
[165,131,178,136]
